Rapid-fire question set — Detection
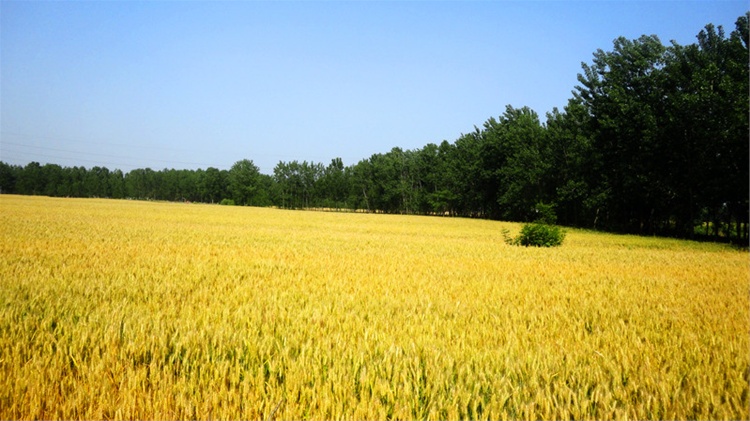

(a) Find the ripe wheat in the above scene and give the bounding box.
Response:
[1,195,747,419]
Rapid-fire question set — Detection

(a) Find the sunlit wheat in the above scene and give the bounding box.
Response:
[1,195,747,419]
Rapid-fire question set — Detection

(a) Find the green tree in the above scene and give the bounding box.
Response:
[0,162,19,194]
[451,131,485,217]
[273,161,293,209]
[479,106,549,221]
[41,163,65,196]
[432,140,462,215]
[414,143,443,214]
[544,99,595,227]
[125,168,157,199]
[228,159,262,206]
[662,16,748,240]
[67,166,87,197]
[110,169,125,199]
[200,167,227,203]
[368,150,405,213]
[347,159,374,212]
[299,161,324,208]
[274,160,307,209]
[575,35,669,233]
[17,162,45,195]
[86,166,111,198]
[320,158,348,210]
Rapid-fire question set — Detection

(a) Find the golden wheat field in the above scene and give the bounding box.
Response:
[0,195,748,420]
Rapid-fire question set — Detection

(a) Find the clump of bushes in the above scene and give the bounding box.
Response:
[503,202,566,247]
[219,198,235,206]
[504,223,566,247]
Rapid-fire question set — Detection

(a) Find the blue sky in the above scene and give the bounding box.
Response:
[1,1,747,174]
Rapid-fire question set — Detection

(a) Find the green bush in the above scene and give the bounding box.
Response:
[504,223,566,247]
[219,198,235,206]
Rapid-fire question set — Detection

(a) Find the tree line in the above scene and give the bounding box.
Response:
[1,15,747,242]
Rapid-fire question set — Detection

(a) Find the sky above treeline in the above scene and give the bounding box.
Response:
[1,1,747,174]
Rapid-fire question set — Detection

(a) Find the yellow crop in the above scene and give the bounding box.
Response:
[1,195,747,420]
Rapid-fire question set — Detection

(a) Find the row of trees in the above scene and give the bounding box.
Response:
[0,160,277,206]
[2,15,747,241]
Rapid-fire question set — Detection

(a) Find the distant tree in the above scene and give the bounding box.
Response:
[0,162,19,194]
[320,157,348,210]
[451,131,485,217]
[125,168,157,199]
[110,169,125,199]
[41,163,65,196]
[255,174,274,207]
[228,159,262,206]
[86,166,110,198]
[274,161,300,209]
[68,166,87,197]
[199,167,227,203]
[368,151,401,213]
[414,143,442,214]
[347,159,374,212]
[429,141,461,215]
[300,161,324,208]
[17,162,45,195]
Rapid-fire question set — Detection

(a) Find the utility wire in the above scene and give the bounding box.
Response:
[1,130,361,172]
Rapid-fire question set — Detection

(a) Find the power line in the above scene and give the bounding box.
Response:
[1,130,363,172]
[0,130,192,154]
[1,149,163,171]
[1,141,222,169]
[0,130,347,162]
[1,149,278,173]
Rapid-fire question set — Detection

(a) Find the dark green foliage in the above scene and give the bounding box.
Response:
[504,223,566,248]
[533,202,558,225]
[219,198,235,206]
[0,161,19,194]
[228,159,262,206]
[484,106,549,221]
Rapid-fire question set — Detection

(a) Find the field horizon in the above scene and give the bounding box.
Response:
[1,194,748,419]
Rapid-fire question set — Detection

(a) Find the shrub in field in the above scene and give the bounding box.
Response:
[220,198,235,206]
[504,223,566,247]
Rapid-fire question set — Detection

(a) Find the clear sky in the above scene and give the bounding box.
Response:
[1,1,747,174]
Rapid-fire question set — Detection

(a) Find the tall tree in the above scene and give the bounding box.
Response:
[320,158,348,210]
[347,159,374,212]
[662,15,749,239]
[200,167,227,203]
[451,131,485,217]
[110,169,125,199]
[545,99,595,227]
[575,35,668,233]
[0,162,19,194]
[479,106,549,221]
[17,162,45,195]
[228,159,262,206]
[41,164,65,197]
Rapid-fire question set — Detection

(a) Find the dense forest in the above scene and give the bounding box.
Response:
[2,15,748,242]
